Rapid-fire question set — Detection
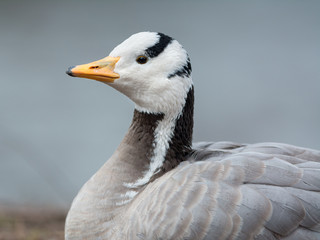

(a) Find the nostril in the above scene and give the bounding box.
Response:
[89,66,99,69]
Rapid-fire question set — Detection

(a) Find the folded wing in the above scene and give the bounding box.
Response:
[123,142,320,240]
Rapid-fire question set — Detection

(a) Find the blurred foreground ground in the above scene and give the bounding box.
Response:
[0,205,66,240]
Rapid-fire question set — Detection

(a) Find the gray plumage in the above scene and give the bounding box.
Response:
[122,142,320,239]
[65,32,320,240]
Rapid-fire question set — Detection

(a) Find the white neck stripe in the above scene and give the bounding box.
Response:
[124,114,177,188]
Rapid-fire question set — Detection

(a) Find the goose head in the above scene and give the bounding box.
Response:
[67,32,193,116]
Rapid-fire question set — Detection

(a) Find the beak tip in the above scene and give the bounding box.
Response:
[66,66,75,77]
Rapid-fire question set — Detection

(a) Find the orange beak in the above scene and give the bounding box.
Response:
[66,56,120,83]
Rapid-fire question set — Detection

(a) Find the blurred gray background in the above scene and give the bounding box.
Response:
[0,0,319,209]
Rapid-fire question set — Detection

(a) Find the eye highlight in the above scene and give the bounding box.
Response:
[136,55,148,64]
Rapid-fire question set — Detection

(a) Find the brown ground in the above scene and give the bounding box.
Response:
[0,206,66,240]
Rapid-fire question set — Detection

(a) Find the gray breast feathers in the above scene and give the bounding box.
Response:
[119,142,320,240]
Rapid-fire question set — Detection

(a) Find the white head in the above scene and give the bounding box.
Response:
[67,32,193,116]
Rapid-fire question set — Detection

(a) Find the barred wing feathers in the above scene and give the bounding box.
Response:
[122,142,320,239]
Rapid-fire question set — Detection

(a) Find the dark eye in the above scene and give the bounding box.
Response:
[136,55,148,64]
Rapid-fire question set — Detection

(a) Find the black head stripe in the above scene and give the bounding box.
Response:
[168,57,192,79]
[145,33,173,58]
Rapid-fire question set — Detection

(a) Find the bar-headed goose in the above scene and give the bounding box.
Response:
[65,32,320,240]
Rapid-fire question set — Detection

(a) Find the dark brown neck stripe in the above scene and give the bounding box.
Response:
[162,86,194,172]
[125,86,194,183]
[123,110,164,171]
